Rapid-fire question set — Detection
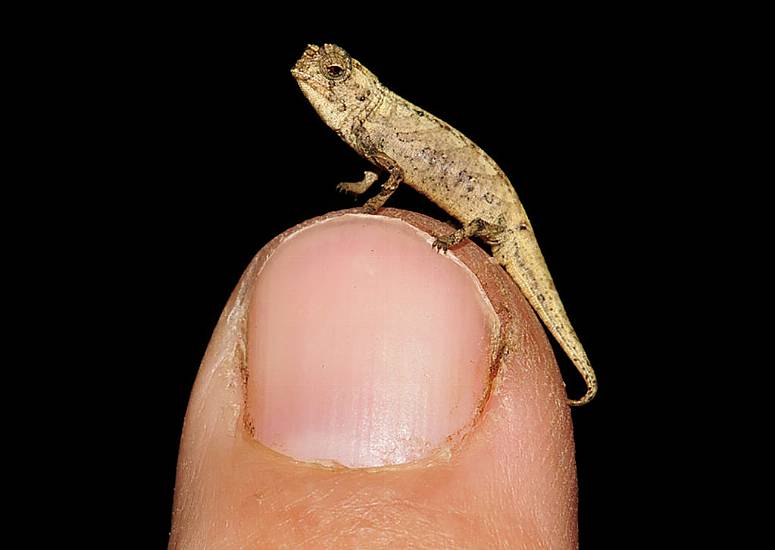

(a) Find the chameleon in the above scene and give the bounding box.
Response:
[291,44,597,406]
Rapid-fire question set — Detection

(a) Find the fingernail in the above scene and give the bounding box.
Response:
[247,214,497,468]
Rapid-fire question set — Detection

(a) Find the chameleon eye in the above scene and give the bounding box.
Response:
[319,44,352,81]
[326,64,345,79]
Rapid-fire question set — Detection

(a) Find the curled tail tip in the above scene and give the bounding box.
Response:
[567,385,597,407]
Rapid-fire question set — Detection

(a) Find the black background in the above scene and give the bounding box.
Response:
[49,10,709,548]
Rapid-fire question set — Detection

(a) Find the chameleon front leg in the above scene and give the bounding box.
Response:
[337,171,379,195]
[432,218,506,252]
[362,152,403,214]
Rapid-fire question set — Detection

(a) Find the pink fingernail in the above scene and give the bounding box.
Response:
[247,214,496,468]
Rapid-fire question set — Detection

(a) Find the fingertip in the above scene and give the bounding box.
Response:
[171,208,577,548]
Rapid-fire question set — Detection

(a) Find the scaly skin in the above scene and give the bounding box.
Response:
[292,44,596,406]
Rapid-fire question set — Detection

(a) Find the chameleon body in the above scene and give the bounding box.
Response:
[292,44,597,406]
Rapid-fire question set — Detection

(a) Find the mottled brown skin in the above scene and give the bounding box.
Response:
[292,44,596,405]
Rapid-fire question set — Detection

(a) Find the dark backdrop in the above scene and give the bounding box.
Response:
[64,12,691,548]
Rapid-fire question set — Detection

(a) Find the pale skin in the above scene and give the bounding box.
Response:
[169,210,578,548]
[291,44,597,405]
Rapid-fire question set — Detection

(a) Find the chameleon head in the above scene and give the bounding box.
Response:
[291,44,380,134]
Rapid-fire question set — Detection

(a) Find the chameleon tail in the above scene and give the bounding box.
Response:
[495,239,598,406]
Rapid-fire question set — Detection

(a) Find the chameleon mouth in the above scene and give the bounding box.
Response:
[290,62,310,82]
[289,66,307,81]
[290,44,321,81]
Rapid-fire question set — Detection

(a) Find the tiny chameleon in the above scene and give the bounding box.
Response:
[292,44,597,406]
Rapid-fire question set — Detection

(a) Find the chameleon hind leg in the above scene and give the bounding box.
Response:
[432,218,505,253]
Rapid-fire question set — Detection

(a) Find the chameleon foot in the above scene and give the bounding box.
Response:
[337,171,378,195]
[433,219,505,253]
[432,236,454,253]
